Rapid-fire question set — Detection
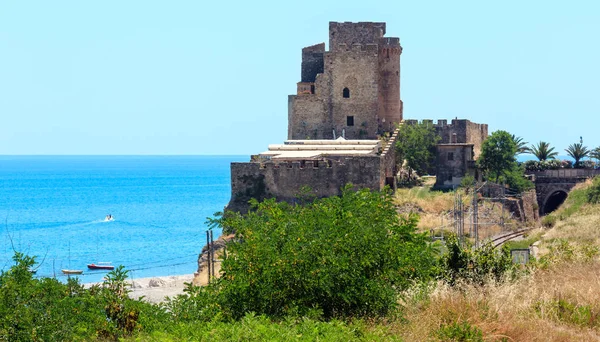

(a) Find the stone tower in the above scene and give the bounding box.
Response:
[288,22,403,140]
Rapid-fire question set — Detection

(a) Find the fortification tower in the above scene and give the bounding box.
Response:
[288,21,403,140]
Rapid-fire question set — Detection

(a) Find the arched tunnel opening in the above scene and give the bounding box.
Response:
[543,191,568,215]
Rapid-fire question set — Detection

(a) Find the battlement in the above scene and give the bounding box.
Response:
[302,43,325,54]
[403,118,487,129]
[378,37,400,46]
[334,43,379,53]
[329,21,387,52]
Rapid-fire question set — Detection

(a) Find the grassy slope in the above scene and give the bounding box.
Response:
[396,179,600,341]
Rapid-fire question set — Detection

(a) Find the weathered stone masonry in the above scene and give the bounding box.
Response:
[289,22,403,140]
[228,130,400,214]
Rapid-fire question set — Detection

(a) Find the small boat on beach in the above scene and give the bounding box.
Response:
[87,262,115,270]
[62,269,83,275]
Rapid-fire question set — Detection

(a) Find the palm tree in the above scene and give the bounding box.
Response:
[530,141,558,161]
[565,143,590,165]
[590,147,600,164]
[511,135,530,155]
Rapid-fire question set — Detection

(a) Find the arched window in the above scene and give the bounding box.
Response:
[342,87,350,98]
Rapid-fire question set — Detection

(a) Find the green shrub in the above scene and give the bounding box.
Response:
[459,175,475,191]
[542,215,557,228]
[535,298,600,329]
[436,321,484,342]
[440,235,515,285]
[587,176,600,204]
[211,185,437,319]
[0,253,161,341]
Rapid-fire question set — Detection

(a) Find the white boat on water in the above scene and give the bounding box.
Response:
[104,214,114,222]
[61,269,83,275]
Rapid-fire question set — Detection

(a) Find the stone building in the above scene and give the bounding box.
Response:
[288,22,403,140]
[404,119,488,189]
[228,133,399,213]
[227,22,405,213]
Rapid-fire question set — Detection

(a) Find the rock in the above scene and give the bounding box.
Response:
[148,278,166,288]
[130,281,143,289]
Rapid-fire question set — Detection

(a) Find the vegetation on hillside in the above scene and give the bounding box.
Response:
[2,178,600,341]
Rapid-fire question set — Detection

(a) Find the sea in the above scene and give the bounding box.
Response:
[0,155,247,283]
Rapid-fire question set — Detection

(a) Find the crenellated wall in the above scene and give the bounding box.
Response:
[228,157,381,213]
[404,119,488,158]
[229,128,400,213]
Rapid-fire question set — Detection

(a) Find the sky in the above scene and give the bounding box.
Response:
[0,1,598,155]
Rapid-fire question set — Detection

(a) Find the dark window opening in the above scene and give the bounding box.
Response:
[448,152,454,161]
[310,85,315,94]
[447,174,453,181]
[347,116,354,126]
[343,87,350,98]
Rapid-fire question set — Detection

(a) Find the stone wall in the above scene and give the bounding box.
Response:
[434,144,475,189]
[329,22,386,51]
[502,190,539,224]
[228,157,382,213]
[377,37,402,132]
[327,45,380,139]
[288,22,402,140]
[228,130,400,214]
[301,43,325,83]
[405,119,488,158]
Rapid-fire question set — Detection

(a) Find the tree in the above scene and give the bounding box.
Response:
[395,122,440,177]
[589,147,600,165]
[530,141,558,161]
[211,186,437,319]
[565,143,589,165]
[477,130,517,183]
[511,134,530,155]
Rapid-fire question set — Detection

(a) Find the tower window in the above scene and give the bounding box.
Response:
[347,116,354,126]
[342,87,350,98]
[448,152,454,161]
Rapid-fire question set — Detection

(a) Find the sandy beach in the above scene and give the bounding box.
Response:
[127,274,196,303]
[124,259,221,303]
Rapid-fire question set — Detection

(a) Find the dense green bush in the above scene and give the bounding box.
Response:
[439,235,515,286]
[586,176,600,204]
[436,321,484,342]
[502,164,535,193]
[0,253,160,341]
[210,185,437,319]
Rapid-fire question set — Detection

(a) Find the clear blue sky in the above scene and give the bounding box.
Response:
[1,1,598,155]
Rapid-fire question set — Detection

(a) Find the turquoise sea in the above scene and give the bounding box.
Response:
[0,156,246,283]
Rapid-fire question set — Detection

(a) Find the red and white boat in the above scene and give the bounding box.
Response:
[87,262,115,270]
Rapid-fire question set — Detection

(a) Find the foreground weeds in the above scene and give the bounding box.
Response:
[397,262,600,341]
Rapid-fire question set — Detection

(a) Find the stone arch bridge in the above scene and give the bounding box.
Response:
[532,169,600,215]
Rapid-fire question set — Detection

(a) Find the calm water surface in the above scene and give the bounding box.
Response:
[0,155,246,283]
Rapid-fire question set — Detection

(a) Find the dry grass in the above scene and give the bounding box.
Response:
[393,262,600,341]
[387,179,600,341]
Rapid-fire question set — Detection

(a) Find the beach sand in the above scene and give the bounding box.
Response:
[126,260,222,303]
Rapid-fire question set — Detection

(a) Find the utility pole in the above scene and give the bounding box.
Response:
[210,230,215,279]
[501,184,505,230]
[473,187,479,248]
[206,230,211,284]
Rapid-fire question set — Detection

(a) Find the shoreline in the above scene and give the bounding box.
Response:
[83,261,219,303]
[128,274,196,303]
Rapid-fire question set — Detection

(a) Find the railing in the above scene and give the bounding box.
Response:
[531,169,600,179]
